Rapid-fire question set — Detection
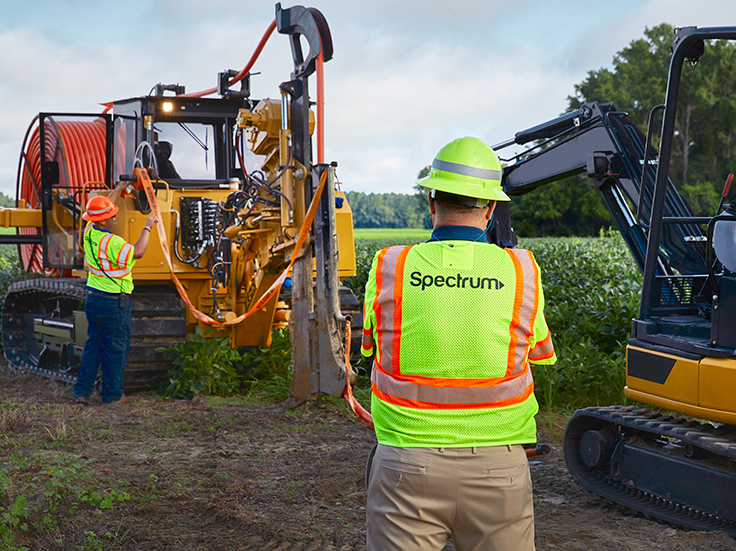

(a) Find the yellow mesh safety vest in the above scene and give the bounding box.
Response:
[83,223,136,294]
[362,241,556,447]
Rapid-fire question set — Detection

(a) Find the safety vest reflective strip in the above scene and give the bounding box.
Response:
[371,364,534,410]
[372,245,412,375]
[529,331,555,362]
[370,244,540,410]
[84,225,133,279]
[361,325,374,355]
[505,248,540,377]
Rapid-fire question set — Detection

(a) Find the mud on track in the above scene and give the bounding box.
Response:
[0,366,734,550]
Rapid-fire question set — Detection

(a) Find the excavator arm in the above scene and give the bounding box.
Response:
[492,101,706,277]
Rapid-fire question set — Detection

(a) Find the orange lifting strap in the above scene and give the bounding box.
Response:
[136,166,326,327]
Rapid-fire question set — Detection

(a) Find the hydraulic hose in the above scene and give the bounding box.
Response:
[179,18,328,164]
[179,20,277,98]
[316,51,325,164]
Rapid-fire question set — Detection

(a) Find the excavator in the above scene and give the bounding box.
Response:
[0,3,359,405]
[490,26,736,536]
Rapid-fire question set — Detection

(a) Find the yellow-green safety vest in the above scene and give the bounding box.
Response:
[362,241,556,448]
[83,223,136,294]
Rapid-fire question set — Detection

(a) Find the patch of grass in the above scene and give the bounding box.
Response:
[0,402,31,434]
[0,452,132,550]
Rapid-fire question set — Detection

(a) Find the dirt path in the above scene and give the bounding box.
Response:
[1,367,734,550]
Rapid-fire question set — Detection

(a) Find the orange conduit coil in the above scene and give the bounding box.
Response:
[18,117,107,275]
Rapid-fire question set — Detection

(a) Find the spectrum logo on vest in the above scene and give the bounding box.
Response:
[409,271,505,291]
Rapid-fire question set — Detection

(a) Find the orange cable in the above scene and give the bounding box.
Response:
[342,323,374,428]
[179,20,277,98]
[19,118,106,275]
[138,167,329,326]
[316,51,325,164]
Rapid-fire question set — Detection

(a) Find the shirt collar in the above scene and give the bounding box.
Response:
[89,222,112,235]
[429,225,488,242]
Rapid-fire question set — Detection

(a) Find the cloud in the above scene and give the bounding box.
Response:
[1,0,736,199]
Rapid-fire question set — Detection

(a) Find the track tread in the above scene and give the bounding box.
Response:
[2,281,186,393]
[565,405,736,537]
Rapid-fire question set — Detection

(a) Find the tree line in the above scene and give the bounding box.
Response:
[349,24,736,236]
[345,191,424,229]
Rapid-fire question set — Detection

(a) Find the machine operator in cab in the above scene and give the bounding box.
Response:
[73,182,157,405]
[361,137,557,551]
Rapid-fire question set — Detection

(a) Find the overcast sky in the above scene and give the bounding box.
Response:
[1,0,735,197]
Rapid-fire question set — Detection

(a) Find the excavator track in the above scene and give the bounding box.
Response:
[564,405,736,536]
[2,279,186,393]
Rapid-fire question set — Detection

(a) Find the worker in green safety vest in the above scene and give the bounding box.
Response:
[362,137,557,551]
[74,182,156,405]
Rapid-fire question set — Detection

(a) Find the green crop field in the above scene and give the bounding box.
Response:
[354,228,431,241]
[343,233,641,411]
[0,228,18,264]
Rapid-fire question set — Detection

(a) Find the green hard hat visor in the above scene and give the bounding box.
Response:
[417,159,510,202]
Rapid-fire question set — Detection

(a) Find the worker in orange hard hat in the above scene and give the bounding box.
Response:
[73,181,157,405]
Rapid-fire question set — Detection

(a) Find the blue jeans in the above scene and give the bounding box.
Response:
[74,291,132,403]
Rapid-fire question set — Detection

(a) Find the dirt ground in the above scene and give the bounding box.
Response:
[1,365,735,551]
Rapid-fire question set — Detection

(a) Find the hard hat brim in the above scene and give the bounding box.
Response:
[417,172,510,202]
[82,203,119,222]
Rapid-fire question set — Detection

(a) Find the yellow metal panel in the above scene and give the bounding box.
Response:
[624,387,736,425]
[0,207,43,228]
[699,357,736,414]
[625,345,699,406]
[335,190,356,278]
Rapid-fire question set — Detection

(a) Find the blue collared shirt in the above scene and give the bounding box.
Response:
[428,225,489,243]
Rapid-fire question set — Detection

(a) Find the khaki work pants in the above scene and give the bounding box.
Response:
[366,444,534,551]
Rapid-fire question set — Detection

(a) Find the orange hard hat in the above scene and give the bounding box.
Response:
[82,195,119,222]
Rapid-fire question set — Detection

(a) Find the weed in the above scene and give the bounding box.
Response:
[76,527,131,551]
[284,480,306,501]
[241,328,292,402]
[158,327,243,399]
[0,403,30,434]
[0,452,132,549]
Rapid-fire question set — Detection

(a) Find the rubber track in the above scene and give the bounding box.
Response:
[3,278,88,384]
[564,405,736,536]
[2,279,187,392]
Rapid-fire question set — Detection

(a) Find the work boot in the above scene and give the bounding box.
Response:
[75,395,90,405]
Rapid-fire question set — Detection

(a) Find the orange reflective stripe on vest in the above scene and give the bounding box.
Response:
[371,362,534,410]
[84,224,133,279]
[506,248,540,376]
[373,245,412,375]
[529,331,555,362]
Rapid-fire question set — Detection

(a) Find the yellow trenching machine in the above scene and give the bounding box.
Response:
[0,3,359,404]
